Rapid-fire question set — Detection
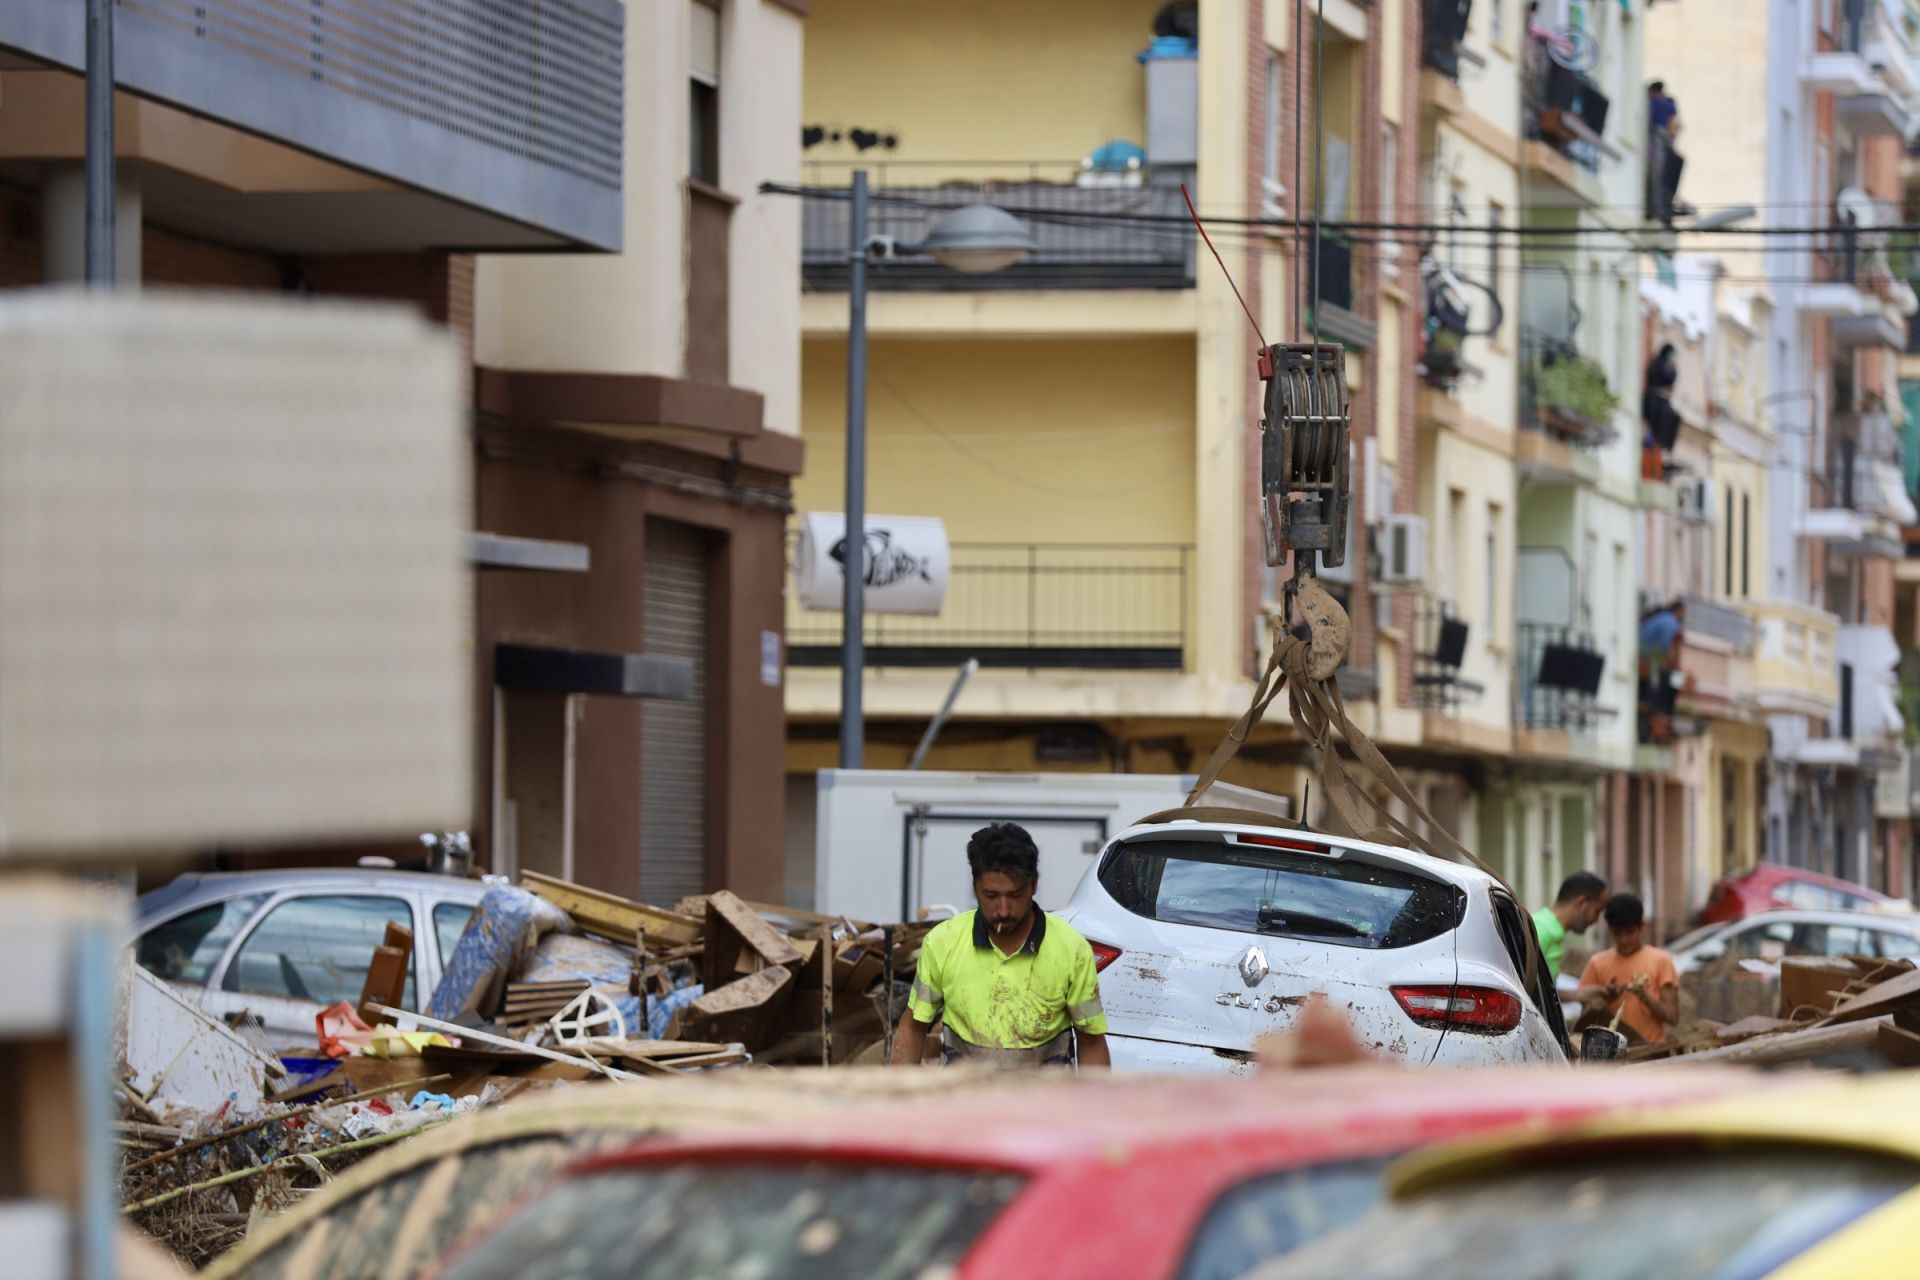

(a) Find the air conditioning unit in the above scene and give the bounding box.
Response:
[1676,476,1715,522]
[1378,513,1428,586]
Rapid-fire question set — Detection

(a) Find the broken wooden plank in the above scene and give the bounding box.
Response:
[703,889,804,989]
[372,1004,646,1081]
[1821,968,1920,1026]
[1776,956,1860,1020]
[1647,1015,1893,1066]
[1876,1021,1920,1067]
[521,871,704,946]
[672,965,795,1051]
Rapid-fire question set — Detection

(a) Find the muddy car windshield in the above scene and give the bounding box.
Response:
[434,1162,1025,1280]
[1251,1148,1913,1280]
[1099,840,1463,950]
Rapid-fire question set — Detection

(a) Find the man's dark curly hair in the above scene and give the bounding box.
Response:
[966,822,1039,886]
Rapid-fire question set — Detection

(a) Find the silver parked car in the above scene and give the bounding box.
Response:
[134,869,491,1047]
[1667,908,1920,976]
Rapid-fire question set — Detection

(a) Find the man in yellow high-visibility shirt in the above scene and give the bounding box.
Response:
[890,822,1110,1069]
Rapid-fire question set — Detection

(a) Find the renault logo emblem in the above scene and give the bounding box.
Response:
[1239,944,1269,987]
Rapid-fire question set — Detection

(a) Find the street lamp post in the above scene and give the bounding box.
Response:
[837,171,1036,769]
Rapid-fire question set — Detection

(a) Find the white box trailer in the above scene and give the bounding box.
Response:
[812,770,1290,923]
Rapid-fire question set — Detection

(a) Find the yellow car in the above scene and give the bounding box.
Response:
[1253,1072,1920,1279]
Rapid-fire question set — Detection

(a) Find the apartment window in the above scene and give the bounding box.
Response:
[689,1,722,186]
[1265,53,1283,191]
[1449,488,1468,611]
[1741,492,1752,597]
[1485,503,1501,636]
[1487,203,1506,336]
[1724,485,1736,593]
[1613,542,1629,662]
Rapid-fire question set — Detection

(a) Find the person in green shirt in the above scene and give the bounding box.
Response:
[892,822,1110,1070]
[1532,871,1609,977]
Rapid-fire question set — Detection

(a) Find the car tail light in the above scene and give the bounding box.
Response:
[1088,940,1123,973]
[1235,833,1327,853]
[1391,985,1522,1034]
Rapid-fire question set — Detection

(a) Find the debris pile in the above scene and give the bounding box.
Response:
[116,870,941,1265]
[515,872,936,1066]
[1636,955,1920,1069]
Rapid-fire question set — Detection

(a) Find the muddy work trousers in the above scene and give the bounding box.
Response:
[939,1028,1076,1069]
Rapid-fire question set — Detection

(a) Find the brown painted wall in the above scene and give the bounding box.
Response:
[0,183,38,287]
[475,426,793,902]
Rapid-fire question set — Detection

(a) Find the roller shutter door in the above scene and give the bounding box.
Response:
[641,519,711,904]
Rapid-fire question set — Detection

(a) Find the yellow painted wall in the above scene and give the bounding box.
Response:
[797,336,1197,545]
[1426,432,1517,730]
[1192,0,1253,686]
[1646,0,1775,281]
[803,0,1166,179]
[1459,0,1522,139]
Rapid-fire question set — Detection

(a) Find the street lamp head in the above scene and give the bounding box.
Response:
[1688,205,1758,232]
[919,204,1037,274]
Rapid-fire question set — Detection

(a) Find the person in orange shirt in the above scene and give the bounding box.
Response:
[1575,892,1680,1044]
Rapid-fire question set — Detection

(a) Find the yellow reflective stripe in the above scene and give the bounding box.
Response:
[912,978,943,1010]
[1069,998,1104,1023]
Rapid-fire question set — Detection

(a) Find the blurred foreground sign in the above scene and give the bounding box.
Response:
[794,512,949,615]
[0,294,471,857]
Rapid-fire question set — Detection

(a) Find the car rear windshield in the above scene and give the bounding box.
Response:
[1255,1147,1913,1280]
[434,1162,1025,1280]
[1098,839,1463,950]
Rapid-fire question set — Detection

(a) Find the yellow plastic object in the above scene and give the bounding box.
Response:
[1383,1073,1920,1201]
[1765,1188,1920,1278]
[359,1025,453,1058]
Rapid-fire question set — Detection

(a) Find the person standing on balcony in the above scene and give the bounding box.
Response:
[1648,81,1679,139]
[1642,343,1681,479]
[1647,82,1690,225]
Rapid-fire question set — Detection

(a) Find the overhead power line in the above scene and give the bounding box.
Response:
[759,182,1920,242]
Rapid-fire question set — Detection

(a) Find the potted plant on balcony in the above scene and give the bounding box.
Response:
[1531,348,1620,444]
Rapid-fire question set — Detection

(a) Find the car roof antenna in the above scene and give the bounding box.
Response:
[1299,780,1312,832]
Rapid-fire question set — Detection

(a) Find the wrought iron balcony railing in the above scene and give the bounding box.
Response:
[788,543,1191,670]
[800,178,1196,291]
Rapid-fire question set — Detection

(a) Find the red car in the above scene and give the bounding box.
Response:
[1696,864,1901,925]
[424,1068,1763,1280]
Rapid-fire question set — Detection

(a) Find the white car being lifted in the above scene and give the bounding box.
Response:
[1059,811,1570,1072]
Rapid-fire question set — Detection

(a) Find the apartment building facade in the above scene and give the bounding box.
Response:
[1633,262,1773,931]
[0,1,812,905]
[1414,0,1649,912]
[1648,0,1920,900]
[784,0,1427,895]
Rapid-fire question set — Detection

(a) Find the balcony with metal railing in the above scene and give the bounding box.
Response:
[1806,201,1918,343]
[0,0,626,251]
[1424,0,1474,79]
[1636,595,1758,745]
[1799,412,1916,557]
[799,166,1196,292]
[1524,46,1611,179]
[787,543,1190,670]
[1802,0,1920,130]
[1744,599,1842,720]
[1412,592,1486,716]
[1514,621,1612,732]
